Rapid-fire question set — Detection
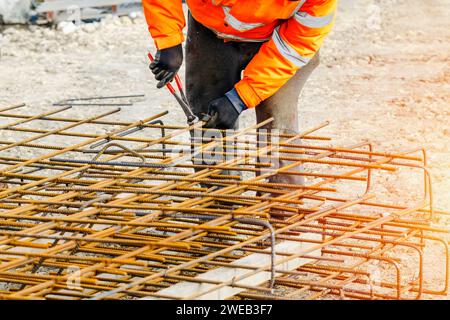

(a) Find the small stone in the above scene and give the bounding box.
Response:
[82,22,98,33]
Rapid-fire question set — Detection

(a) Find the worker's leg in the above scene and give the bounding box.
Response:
[185,14,239,175]
[255,53,321,185]
[185,14,261,178]
[186,14,242,119]
[185,13,262,124]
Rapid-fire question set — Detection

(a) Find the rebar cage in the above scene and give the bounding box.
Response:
[0,103,447,300]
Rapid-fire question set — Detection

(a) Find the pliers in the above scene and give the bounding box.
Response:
[148,53,200,125]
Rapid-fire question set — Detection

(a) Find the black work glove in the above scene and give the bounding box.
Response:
[150,44,183,89]
[202,89,248,129]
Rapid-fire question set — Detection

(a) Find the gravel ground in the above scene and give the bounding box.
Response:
[0,0,449,299]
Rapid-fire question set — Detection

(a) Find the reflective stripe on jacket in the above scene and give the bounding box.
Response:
[142,0,337,108]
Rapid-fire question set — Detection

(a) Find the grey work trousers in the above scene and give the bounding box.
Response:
[185,14,320,185]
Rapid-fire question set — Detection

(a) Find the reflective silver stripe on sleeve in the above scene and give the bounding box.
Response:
[272,27,310,68]
[294,10,335,29]
[222,6,266,32]
[289,0,308,18]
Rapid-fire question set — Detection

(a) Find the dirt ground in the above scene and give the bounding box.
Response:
[0,0,449,299]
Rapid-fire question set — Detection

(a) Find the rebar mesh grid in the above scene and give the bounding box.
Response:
[0,103,447,300]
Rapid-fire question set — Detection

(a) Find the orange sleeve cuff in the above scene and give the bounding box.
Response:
[152,31,185,50]
[235,80,263,109]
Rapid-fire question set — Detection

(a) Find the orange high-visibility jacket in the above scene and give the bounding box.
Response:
[142,0,336,108]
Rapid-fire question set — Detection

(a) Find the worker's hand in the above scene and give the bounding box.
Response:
[150,44,183,89]
[202,89,248,129]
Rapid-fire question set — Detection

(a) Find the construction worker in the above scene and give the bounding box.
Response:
[142,0,336,186]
